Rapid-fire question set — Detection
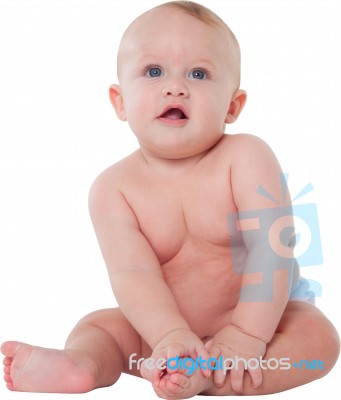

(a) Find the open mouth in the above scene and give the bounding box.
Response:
[159,107,188,120]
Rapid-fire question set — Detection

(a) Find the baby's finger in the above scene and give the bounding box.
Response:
[207,342,221,361]
[195,346,212,378]
[213,365,228,388]
[141,356,165,385]
[248,365,263,389]
[230,363,245,394]
[204,338,214,351]
[166,344,183,374]
[206,343,224,381]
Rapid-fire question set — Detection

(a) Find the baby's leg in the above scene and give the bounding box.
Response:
[201,301,340,396]
[1,308,150,393]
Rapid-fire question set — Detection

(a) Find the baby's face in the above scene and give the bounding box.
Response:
[113,8,242,159]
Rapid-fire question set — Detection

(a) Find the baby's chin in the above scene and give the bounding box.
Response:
[138,134,225,162]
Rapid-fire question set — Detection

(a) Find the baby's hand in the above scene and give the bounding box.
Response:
[141,328,210,390]
[205,324,266,394]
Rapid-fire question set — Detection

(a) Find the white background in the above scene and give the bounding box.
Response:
[1,0,340,398]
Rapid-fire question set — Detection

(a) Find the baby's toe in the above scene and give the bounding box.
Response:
[154,373,187,399]
[169,372,191,388]
[3,357,13,366]
[4,365,11,374]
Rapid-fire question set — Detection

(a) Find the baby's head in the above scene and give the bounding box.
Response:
[118,1,242,90]
[110,1,247,159]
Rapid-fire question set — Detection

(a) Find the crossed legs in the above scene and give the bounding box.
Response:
[2,302,339,396]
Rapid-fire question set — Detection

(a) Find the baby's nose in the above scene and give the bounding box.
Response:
[162,81,189,98]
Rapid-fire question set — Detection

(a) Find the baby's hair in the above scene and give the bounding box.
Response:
[158,1,229,29]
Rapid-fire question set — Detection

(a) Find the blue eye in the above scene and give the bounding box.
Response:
[146,67,163,78]
[189,69,207,80]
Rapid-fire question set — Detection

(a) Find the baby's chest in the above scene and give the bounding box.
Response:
[130,176,237,263]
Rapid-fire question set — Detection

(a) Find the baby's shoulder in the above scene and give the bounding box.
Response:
[214,133,274,163]
[222,133,271,151]
[89,151,141,198]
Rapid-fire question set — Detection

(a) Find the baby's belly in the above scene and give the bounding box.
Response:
[161,240,245,338]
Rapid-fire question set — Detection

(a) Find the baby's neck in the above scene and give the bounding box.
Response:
[138,148,208,175]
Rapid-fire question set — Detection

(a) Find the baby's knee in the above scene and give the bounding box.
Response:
[314,316,340,375]
[74,308,123,329]
[294,307,340,376]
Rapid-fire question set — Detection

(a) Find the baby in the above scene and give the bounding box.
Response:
[2,1,340,398]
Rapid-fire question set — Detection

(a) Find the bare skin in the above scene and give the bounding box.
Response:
[1,304,339,396]
[2,135,340,397]
[2,4,340,398]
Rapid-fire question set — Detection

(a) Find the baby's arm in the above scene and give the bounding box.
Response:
[208,135,295,392]
[88,171,209,385]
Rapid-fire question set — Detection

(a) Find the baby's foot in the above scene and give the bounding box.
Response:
[154,369,209,399]
[1,341,96,393]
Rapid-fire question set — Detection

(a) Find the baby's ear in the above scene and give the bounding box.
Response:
[109,84,127,121]
[225,89,247,124]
